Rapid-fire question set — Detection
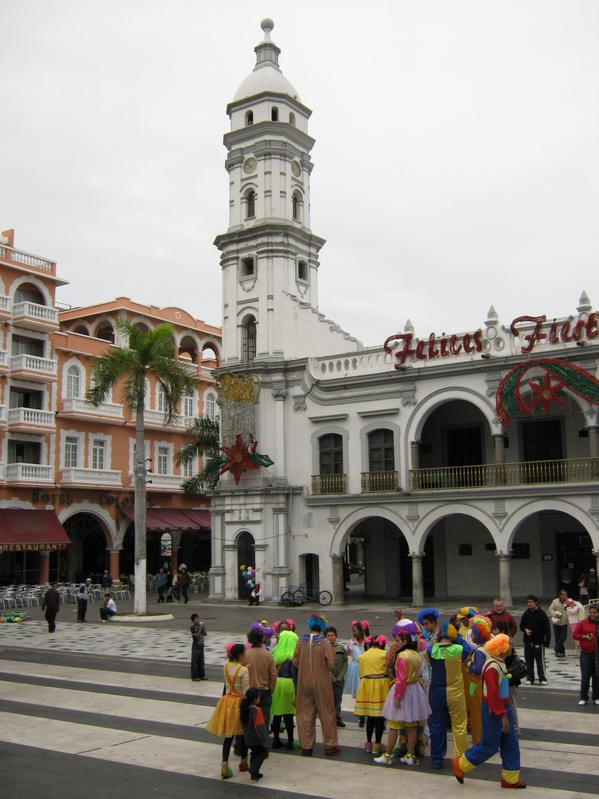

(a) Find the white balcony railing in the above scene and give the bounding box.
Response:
[0,295,10,312]
[146,473,185,489]
[12,301,59,324]
[0,245,55,273]
[144,409,186,427]
[10,354,58,376]
[0,350,8,367]
[62,397,124,419]
[61,468,122,486]
[178,359,198,376]
[8,407,55,427]
[0,405,6,422]
[6,463,53,482]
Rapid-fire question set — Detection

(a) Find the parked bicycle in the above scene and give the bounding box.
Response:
[280,584,333,607]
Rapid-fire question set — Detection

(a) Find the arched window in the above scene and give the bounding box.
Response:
[319,434,343,475]
[271,106,279,122]
[241,315,257,363]
[289,112,296,127]
[96,322,115,343]
[73,325,89,336]
[245,110,254,126]
[14,283,45,306]
[205,392,216,420]
[297,260,308,282]
[245,190,256,219]
[157,384,168,413]
[368,429,395,472]
[66,365,82,399]
[292,191,303,222]
[183,389,195,419]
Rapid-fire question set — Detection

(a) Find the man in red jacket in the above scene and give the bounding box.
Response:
[487,598,517,638]
[573,604,599,706]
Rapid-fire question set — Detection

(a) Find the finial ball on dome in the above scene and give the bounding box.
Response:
[261,18,274,33]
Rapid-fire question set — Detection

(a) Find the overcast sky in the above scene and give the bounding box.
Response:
[1,0,598,347]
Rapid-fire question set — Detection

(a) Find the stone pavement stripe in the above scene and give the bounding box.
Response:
[0,710,597,798]
[0,676,597,781]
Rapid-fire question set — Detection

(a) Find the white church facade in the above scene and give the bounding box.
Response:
[208,20,599,606]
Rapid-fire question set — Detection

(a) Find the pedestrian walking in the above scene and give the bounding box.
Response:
[178,567,190,604]
[156,568,168,603]
[565,598,585,650]
[41,582,60,633]
[293,614,340,756]
[325,626,348,727]
[100,593,117,621]
[548,589,570,658]
[190,613,207,680]
[206,643,249,779]
[519,594,551,684]
[573,603,599,706]
[76,578,92,622]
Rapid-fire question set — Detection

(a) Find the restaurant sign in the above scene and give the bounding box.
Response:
[0,542,70,553]
[384,313,599,369]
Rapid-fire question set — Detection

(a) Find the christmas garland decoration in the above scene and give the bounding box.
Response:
[203,434,274,485]
[496,357,599,428]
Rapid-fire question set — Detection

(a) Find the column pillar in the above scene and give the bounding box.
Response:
[209,511,225,599]
[38,551,50,584]
[224,543,238,600]
[497,552,512,607]
[587,426,599,459]
[493,434,505,464]
[410,553,424,606]
[410,441,420,470]
[254,543,269,600]
[272,388,287,478]
[108,549,121,584]
[332,555,345,605]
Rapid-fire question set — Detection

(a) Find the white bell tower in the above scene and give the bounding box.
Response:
[216,20,358,364]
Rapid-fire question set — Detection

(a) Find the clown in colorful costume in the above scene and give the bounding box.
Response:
[466,615,492,745]
[427,622,471,768]
[354,640,391,717]
[453,634,525,789]
[271,629,299,749]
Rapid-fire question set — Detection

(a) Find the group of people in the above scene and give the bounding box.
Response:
[41,578,118,631]
[156,565,191,603]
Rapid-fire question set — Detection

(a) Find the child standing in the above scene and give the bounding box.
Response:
[240,688,269,782]
[190,613,207,681]
[345,620,370,727]
[354,635,390,753]
[206,643,249,779]
[376,623,431,767]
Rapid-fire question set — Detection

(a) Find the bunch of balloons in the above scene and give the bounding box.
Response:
[240,564,256,591]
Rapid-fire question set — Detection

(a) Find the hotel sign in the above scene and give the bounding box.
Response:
[384,313,599,369]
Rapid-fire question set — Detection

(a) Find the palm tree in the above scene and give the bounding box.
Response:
[88,320,196,615]
[177,416,221,494]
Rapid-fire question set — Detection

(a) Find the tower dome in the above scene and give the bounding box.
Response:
[233,19,301,102]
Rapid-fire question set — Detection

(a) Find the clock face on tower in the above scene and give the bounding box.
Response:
[243,157,257,174]
[291,160,301,178]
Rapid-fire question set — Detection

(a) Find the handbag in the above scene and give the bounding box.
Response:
[506,650,527,684]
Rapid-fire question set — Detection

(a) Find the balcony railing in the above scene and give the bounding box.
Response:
[62,397,124,419]
[178,359,198,376]
[61,468,122,486]
[10,354,58,376]
[0,295,10,313]
[0,244,55,273]
[409,457,599,491]
[8,407,55,427]
[12,301,59,325]
[0,405,5,422]
[361,470,400,493]
[144,409,186,427]
[0,350,9,368]
[311,473,347,495]
[6,463,53,482]
[146,473,185,490]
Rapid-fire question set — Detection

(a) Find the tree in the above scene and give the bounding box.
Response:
[88,321,196,615]
[177,416,221,494]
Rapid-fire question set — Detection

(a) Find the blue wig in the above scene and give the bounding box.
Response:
[417,607,440,625]
[307,614,327,633]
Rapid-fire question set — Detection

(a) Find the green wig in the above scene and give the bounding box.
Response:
[272,629,299,665]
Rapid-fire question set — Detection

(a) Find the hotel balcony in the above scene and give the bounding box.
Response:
[361,470,400,493]
[6,463,54,483]
[12,301,59,331]
[409,457,599,491]
[0,405,6,425]
[0,350,9,372]
[61,397,124,422]
[311,473,347,495]
[143,409,186,429]
[146,473,185,490]
[178,358,198,376]
[7,407,55,430]
[10,354,58,382]
[61,468,122,486]
[0,295,10,319]
[0,243,57,276]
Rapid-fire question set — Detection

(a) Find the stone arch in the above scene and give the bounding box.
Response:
[92,316,117,343]
[10,275,51,306]
[330,505,410,558]
[413,503,500,554]
[502,499,598,552]
[58,503,117,548]
[406,387,498,445]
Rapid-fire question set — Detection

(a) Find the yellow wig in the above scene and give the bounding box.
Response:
[484,633,511,657]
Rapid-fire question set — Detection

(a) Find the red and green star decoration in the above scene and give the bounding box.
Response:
[496,357,599,428]
[204,434,274,485]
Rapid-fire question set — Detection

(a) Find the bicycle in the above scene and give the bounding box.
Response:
[280,584,333,607]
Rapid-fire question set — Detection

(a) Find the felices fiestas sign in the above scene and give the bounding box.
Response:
[384,313,599,369]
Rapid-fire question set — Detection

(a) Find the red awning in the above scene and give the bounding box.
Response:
[120,507,211,532]
[0,510,71,552]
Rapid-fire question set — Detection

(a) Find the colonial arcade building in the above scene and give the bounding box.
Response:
[0,230,220,584]
[209,21,599,606]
